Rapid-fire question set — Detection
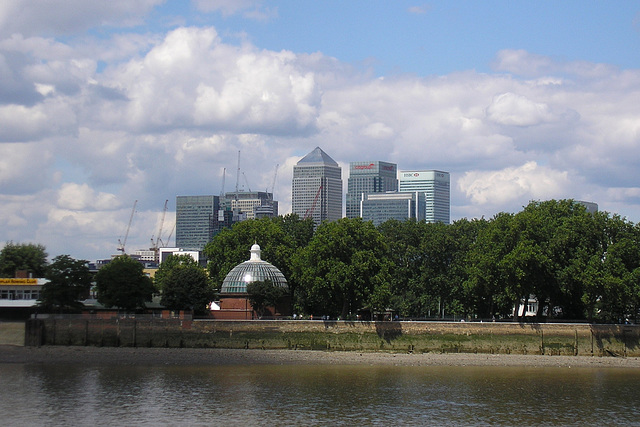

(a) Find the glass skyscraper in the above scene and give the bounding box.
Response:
[292,147,342,225]
[346,161,398,219]
[175,195,219,251]
[399,170,450,224]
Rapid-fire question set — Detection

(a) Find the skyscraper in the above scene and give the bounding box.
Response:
[346,161,397,219]
[175,195,220,251]
[399,170,450,224]
[292,147,342,225]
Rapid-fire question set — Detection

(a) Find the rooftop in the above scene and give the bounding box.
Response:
[297,146,338,166]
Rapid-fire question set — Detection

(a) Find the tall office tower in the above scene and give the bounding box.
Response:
[399,170,450,224]
[175,195,220,251]
[345,161,397,219]
[292,146,343,225]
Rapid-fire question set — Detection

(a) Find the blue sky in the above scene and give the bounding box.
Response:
[1,0,640,262]
[145,1,640,76]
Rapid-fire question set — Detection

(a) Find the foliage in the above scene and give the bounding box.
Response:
[38,255,92,312]
[159,258,215,315]
[246,279,289,318]
[200,204,640,323]
[204,214,313,309]
[155,254,198,292]
[0,242,48,278]
[293,217,393,319]
[95,255,155,311]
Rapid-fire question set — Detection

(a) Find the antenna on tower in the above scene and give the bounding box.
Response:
[220,167,226,197]
[268,164,279,200]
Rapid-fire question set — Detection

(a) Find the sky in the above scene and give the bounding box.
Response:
[1,0,640,262]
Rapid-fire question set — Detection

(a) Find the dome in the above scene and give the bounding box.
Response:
[220,243,288,294]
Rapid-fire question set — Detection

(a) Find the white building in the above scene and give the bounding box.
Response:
[399,170,450,224]
[0,278,47,308]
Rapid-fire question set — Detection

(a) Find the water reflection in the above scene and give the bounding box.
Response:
[1,363,638,426]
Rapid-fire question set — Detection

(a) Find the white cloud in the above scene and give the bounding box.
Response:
[485,92,554,127]
[0,143,52,193]
[0,0,163,37]
[57,183,118,211]
[458,161,571,206]
[103,27,321,134]
[0,100,76,142]
[493,49,618,79]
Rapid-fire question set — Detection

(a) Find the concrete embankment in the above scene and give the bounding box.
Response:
[23,318,640,357]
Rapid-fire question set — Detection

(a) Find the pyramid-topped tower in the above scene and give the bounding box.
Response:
[291,147,342,225]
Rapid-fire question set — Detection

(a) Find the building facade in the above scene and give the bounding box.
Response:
[399,170,450,224]
[175,195,220,251]
[361,191,425,226]
[292,147,343,225]
[346,161,398,219]
[223,191,278,220]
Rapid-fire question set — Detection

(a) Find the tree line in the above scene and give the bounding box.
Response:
[0,242,213,315]
[205,200,640,323]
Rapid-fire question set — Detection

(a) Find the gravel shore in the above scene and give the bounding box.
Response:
[2,345,640,368]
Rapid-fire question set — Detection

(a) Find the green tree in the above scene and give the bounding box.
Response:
[204,214,313,310]
[293,217,392,319]
[95,255,155,311]
[246,279,289,318]
[464,213,514,319]
[159,255,215,315]
[0,242,48,278]
[38,255,92,312]
[378,219,428,318]
[598,216,640,322]
[155,254,196,292]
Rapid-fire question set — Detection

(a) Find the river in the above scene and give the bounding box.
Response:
[1,362,638,426]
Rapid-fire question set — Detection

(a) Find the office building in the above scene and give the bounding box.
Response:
[577,201,598,214]
[399,170,450,224]
[175,195,221,251]
[361,191,425,226]
[223,191,278,220]
[346,161,397,219]
[292,147,343,225]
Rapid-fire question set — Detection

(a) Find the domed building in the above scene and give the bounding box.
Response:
[213,243,290,319]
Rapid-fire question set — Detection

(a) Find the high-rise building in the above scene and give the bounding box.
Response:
[223,191,278,220]
[175,195,220,251]
[292,147,342,225]
[399,170,450,224]
[346,161,397,219]
[361,191,425,226]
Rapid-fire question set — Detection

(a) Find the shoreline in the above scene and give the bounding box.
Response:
[2,345,640,368]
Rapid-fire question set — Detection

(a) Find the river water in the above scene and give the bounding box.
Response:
[1,362,638,426]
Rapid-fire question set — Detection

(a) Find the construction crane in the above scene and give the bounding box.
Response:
[165,222,175,247]
[150,199,169,251]
[234,150,241,217]
[242,172,251,192]
[268,164,278,200]
[304,186,322,220]
[117,200,137,254]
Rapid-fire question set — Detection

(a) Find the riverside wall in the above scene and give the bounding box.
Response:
[24,318,640,357]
